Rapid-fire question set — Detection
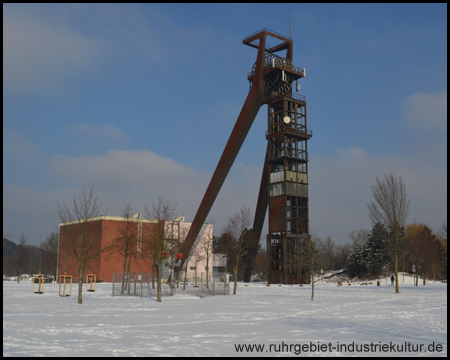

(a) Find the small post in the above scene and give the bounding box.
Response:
[59,275,64,296]
[59,272,72,297]
[86,273,96,292]
[32,272,44,294]
[112,272,115,297]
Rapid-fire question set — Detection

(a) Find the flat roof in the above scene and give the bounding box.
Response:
[59,215,158,227]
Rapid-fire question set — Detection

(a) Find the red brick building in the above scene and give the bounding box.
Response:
[57,214,157,282]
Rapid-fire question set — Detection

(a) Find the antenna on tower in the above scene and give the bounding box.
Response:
[289,10,291,38]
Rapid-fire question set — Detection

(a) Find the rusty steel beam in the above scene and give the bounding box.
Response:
[179,32,270,266]
[251,143,269,255]
[243,144,269,282]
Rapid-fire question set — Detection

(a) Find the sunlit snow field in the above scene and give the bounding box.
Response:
[3,277,447,357]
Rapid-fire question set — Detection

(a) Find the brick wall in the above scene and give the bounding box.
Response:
[58,218,156,283]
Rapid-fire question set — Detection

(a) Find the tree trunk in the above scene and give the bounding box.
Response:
[206,259,209,289]
[243,244,258,283]
[157,261,162,302]
[78,267,84,304]
[183,255,188,290]
[233,254,239,295]
[121,254,128,294]
[125,256,132,290]
[152,262,155,289]
[394,245,399,293]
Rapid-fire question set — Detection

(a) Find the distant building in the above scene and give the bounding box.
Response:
[57,214,225,283]
[165,217,226,281]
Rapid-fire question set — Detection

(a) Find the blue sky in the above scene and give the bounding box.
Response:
[3,4,447,247]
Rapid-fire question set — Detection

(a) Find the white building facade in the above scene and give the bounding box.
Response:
[162,217,226,284]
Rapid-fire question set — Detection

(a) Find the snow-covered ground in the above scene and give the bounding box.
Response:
[3,277,447,357]
[314,270,434,285]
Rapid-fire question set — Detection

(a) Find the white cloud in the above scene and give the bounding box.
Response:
[401,91,447,132]
[50,149,210,216]
[3,146,446,247]
[2,184,75,244]
[399,91,447,167]
[49,150,263,225]
[4,149,263,245]
[310,146,447,244]
[3,128,39,164]
[3,6,107,94]
[3,4,235,97]
[70,124,129,142]
[336,146,369,161]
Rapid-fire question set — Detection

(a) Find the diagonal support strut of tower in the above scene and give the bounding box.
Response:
[179,30,294,271]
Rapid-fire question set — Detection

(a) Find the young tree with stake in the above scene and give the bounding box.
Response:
[114,201,140,294]
[142,197,177,302]
[223,206,253,295]
[57,186,112,304]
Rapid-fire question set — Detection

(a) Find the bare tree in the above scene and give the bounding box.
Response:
[436,221,447,281]
[438,221,447,242]
[367,173,410,293]
[308,234,320,300]
[13,234,29,283]
[113,201,141,294]
[142,197,177,302]
[252,249,268,281]
[182,227,196,290]
[56,186,112,304]
[3,233,15,275]
[191,226,213,288]
[155,217,191,289]
[42,228,58,278]
[214,230,235,277]
[406,223,445,284]
[223,206,253,295]
[316,235,336,271]
[166,218,190,288]
[334,242,352,270]
[347,229,369,248]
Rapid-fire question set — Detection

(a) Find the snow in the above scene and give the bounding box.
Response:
[3,277,447,357]
[316,271,422,285]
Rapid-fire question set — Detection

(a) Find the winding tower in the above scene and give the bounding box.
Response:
[179,29,312,284]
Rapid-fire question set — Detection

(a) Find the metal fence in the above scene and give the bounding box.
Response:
[176,273,231,298]
[112,272,152,297]
[112,272,230,298]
